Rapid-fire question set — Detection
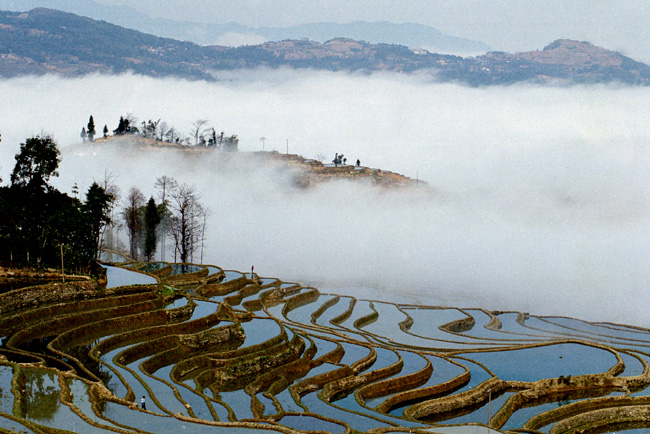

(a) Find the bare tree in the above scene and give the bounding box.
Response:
[190,120,209,146]
[123,187,145,260]
[199,206,211,264]
[139,119,161,139]
[157,121,169,142]
[124,113,139,135]
[102,170,121,200]
[164,127,181,144]
[155,175,178,261]
[167,183,205,264]
[99,170,120,253]
[155,175,177,204]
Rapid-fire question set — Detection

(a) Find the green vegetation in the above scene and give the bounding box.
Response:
[118,178,207,264]
[113,115,137,136]
[158,283,176,298]
[0,134,113,273]
[2,8,649,85]
[86,115,95,142]
[144,196,161,262]
[105,113,239,148]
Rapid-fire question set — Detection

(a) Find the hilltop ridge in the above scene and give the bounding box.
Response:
[76,135,423,189]
[1,8,649,85]
[521,39,627,66]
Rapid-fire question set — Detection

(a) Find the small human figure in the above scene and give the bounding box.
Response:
[140,396,146,410]
[333,153,339,166]
[356,159,360,167]
[251,265,254,279]
[343,158,347,165]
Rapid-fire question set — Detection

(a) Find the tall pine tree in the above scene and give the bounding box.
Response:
[144,197,161,262]
[87,115,96,142]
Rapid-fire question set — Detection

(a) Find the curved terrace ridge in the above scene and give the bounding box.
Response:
[1,256,649,434]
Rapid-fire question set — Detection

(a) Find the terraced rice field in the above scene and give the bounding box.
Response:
[2,256,650,434]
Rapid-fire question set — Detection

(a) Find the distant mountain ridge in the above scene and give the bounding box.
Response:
[252,21,490,54]
[0,8,216,80]
[1,8,649,86]
[0,0,490,54]
[466,39,650,85]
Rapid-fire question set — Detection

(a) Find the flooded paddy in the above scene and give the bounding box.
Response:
[102,265,157,288]
[3,259,650,433]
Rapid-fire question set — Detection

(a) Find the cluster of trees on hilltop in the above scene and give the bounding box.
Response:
[0,135,114,273]
[81,114,239,150]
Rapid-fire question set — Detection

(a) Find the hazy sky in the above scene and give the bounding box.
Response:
[94,0,650,60]
[1,71,649,327]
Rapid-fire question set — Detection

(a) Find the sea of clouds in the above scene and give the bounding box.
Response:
[1,70,650,326]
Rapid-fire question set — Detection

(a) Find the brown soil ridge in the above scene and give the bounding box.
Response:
[77,136,426,189]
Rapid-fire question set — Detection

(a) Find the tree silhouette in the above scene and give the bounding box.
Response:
[143,197,161,262]
[154,175,177,261]
[190,120,209,146]
[87,115,96,142]
[11,135,60,191]
[84,182,114,261]
[123,187,145,260]
[1,135,111,271]
[168,183,204,264]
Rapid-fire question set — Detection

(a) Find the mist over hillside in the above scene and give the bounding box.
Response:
[0,0,489,53]
[1,71,649,327]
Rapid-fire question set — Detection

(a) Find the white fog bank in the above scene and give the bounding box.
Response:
[1,71,650,326]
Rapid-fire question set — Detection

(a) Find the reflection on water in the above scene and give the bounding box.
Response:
[101,265,157,288]
[20,369,59,422]
[64,343,114,385]
[99,251,128,263]
[169,264,203,275]
[457,343,618,382]
[280,414,345,433]
[140,262,167,272]
[0,416,36,433]
[0,365,14,414]
[5,260,650,433]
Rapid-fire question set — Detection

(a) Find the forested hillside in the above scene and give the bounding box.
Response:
[1,8,649,85]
